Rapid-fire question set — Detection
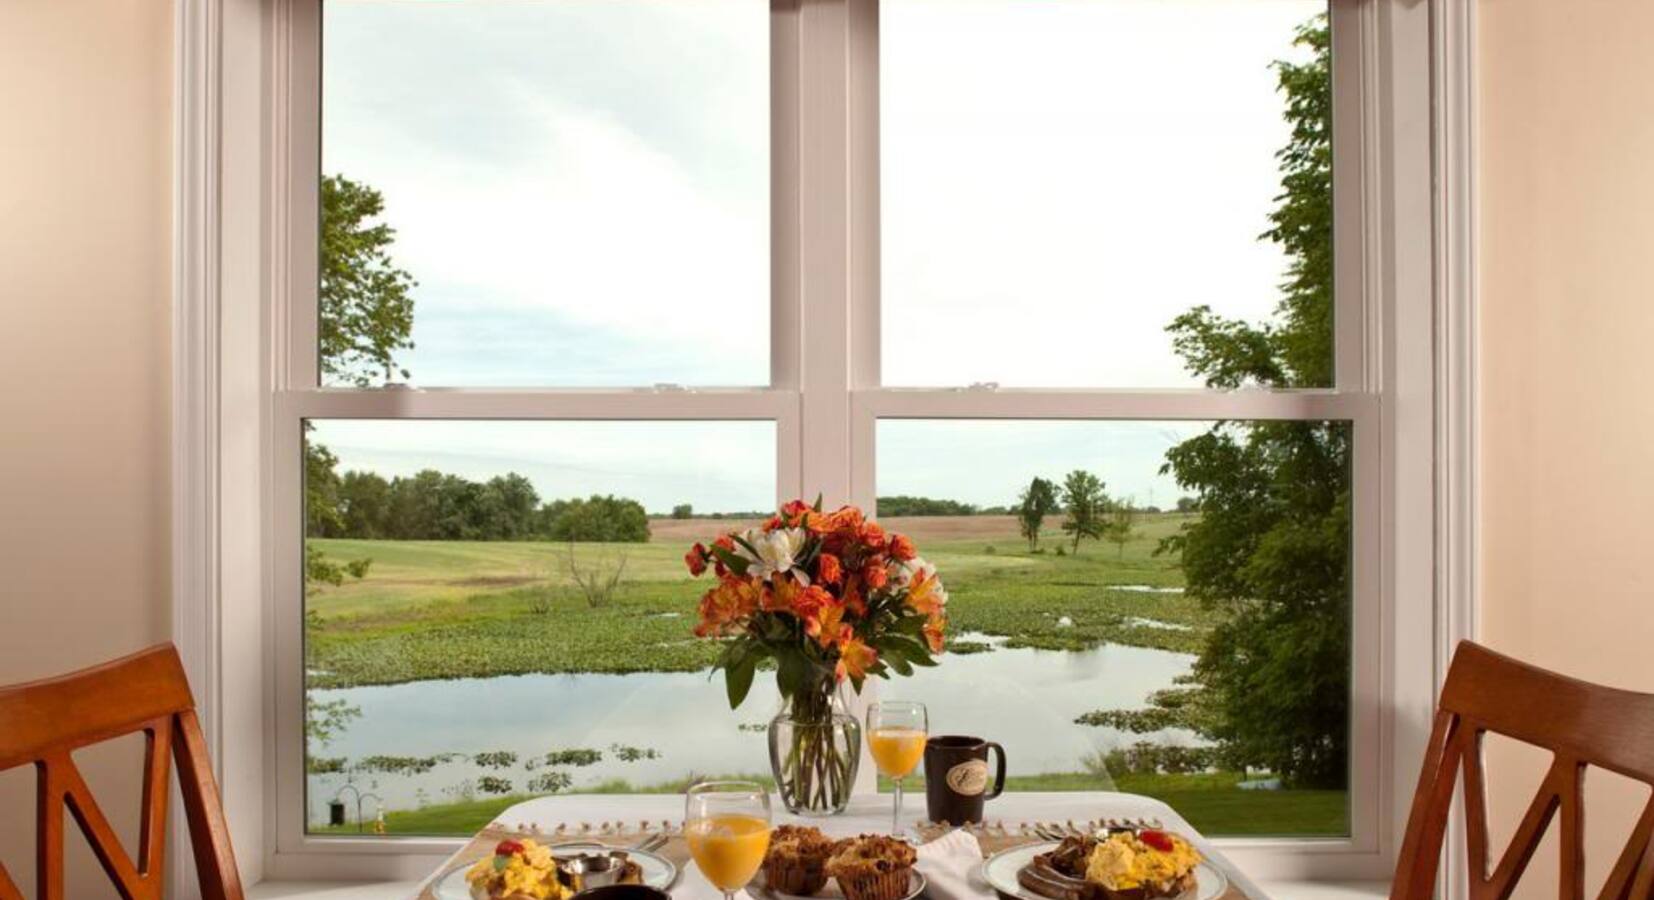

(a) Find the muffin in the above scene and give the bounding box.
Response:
[762,825,835,895]
[824,834,916,900]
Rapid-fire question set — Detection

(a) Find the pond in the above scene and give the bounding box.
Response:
[306,639,1196,827]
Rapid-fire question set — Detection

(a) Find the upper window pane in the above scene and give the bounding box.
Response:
[880,0,1333,388]
[320,1,769,388]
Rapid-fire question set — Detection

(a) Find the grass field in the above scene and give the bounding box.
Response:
[312,770,1346,838]
[305,513,1210,688]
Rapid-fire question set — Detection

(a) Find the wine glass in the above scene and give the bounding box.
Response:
[866,700,928,840]
[685,780,773,900]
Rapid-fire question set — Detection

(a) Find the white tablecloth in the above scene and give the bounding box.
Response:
[415,791,1264,900]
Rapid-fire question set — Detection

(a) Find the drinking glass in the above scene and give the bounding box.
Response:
[685,780,773,900]
[866,700,928,839]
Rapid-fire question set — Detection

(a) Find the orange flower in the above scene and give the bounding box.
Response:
[905,568,945,617]
[780,499,810,524]
[841,580,868,617]
[827,506,864,533]
[806,599,850,649]
[795,585,833,621]
[863,564,888,590]
[923,615,947,654]
[889,533,917,562]
[685,543,709,577]
[763,515,783,531]
[816,553,843,585]
[860,522,887,551]
[835,636,878,683]
[763,575,801,614]
[714,535,736,552]
[695,575,762,636]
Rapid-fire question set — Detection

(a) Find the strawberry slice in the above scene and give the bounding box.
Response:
[495,839,526,857]
[1138,830,1175,852]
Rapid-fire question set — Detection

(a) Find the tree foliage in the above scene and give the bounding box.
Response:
[1016,477,1060,551]
[876,495,980,517]
[1059,470,1108,554]
[1105,499,1137,558]
[1146,16,1349,789]
[305,444,650,543]
[320,174,416,386]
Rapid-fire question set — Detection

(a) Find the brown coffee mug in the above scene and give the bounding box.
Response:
[923,735,1006,825]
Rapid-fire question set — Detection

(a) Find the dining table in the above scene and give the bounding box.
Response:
[411,791,1266,900]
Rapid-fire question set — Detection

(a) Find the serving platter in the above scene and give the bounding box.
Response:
[980,840,1227,900]
[432,844,678,900]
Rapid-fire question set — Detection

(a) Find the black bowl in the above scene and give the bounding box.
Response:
[577,884,671,900]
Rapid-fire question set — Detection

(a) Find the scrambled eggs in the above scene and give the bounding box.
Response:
[1083,831,1201,891]
[465,839,572,900]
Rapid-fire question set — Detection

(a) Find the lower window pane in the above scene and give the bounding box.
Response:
[876,419,1352,837]
[302,419,775,835]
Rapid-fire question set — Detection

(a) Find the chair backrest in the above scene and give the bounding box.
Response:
[0,644,244,900]
[1392,641,1654,900]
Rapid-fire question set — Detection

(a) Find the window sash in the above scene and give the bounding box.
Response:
[268,0,1406,879]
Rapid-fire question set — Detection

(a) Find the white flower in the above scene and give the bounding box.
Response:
[739,526,810,584]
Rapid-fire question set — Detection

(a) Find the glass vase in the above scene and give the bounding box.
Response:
[767,678,861,816]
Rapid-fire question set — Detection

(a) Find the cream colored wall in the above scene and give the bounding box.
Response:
[0,0,174,896]
[1477,0,1654,895]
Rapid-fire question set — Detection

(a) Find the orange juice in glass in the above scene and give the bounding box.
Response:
[867,701,928,840]
[685,781,772,900]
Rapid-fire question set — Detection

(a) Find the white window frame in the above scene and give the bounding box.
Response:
[175,0,1476,890]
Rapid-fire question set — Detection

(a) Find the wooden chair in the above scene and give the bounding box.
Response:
[1393,641,1654,900]
[0,644,244,900]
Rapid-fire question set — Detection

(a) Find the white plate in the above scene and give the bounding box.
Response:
[752,868,926,900]
[432,844,679,900]
[980,841,1227,900]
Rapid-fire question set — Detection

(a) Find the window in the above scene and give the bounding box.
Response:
[265,0,1427,880]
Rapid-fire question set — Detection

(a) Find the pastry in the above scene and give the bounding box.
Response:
[824,834,916,900]
[762,825,835,895]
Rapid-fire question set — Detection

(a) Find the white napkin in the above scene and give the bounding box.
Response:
[915,829,993,900]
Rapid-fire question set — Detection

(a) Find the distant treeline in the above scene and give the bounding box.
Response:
[875,495,1005,517]
[306,445,648,542]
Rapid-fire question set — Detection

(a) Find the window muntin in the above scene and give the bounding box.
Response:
[875,418,1352,837]
[320,0,770,388]
[302,419,776,834]
[879,0,1331,388]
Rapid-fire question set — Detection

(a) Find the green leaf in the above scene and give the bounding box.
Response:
[710,545,750,575]
[776,649,807,698]
[726,653,759,709]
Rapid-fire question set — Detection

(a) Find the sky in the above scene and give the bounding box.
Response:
[317,0,1325,513]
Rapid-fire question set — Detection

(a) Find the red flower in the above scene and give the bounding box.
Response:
[714,535,736,552]
[860,522,887,550]
[889,533,917,561]
[685,543,709,577]
[863,564,888,590]
[816,553,843,585]
[763,515,783,531]
[780,499,810,525]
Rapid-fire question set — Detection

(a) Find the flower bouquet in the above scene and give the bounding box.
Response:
[687,498,949,815]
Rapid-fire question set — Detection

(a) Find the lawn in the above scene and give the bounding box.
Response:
[305,513,1208,688]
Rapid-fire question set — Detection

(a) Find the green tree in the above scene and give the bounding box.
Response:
[1059,470,1107,554]
[338,470,391,539]
[1105,498,1137,559]
[305,441,343,537]
[1149,16,1349,788]
[320,174,416,386]
[672,503,694,520]
[545,495,651,543]
[1016,476,1060,551]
